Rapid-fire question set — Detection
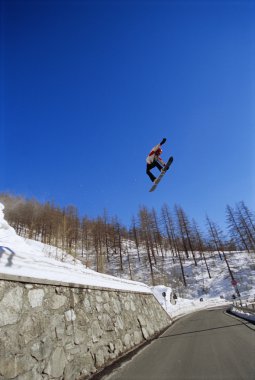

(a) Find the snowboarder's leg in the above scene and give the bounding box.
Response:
[146,163,156,182]
[155,160,164,172]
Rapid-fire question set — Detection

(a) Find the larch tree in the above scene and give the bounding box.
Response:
[175,205,197,266]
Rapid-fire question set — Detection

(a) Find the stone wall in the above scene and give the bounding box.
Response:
[0,274,171,380]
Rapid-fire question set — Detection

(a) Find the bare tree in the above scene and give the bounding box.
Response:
[207,215,240,296]
[239,201,255,235]
[175,205,197,266]
[80,216,91,265]
[206,215,223,260]
[113,217,124,272]
[130,216,141,261]
[161,204,187,287]
[91,217,105,273]
[226,205,251,253]
[151,208,164,257]
[235,202,255,252]
[192,220,211,279]
[138,206,156,285]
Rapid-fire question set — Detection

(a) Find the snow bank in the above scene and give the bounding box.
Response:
[230,307,255,323]
[152,285,231,320]
[0,203,151,293]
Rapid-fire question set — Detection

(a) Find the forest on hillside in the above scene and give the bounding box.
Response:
[0,193,255,290]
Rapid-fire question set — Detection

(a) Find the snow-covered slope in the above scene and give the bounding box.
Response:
[1,202,254,319]
[0,203,151,293]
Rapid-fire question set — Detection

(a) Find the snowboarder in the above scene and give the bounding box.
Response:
[146,138,167,183]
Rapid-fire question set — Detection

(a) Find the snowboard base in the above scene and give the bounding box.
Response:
[149,156,173,192]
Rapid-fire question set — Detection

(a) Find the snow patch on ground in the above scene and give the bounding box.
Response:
[230,307,255,323]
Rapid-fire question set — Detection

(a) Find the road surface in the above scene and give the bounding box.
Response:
[100,308,255,380]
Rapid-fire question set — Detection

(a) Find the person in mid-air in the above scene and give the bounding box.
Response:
[146,138,167,182]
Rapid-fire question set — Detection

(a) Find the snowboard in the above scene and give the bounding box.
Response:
[149,156,173,192]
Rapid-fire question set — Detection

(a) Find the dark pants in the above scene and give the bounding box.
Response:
[146,160,163,182]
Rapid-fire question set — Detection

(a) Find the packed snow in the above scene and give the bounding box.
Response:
[0,202,254,321]
[230,307,255,323]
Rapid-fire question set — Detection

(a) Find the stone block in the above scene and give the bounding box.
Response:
[30,338,53,361]
[0,286,23,327]
[48,294,67,310]
[0,354,35,379]
[44,347,67,378]
[19,315,42,345]
[123,333,132,348]
[134,330,143,345]
[94,348,105,367]
[91,320,102,343]
[28,289,44,308]
[65,309,76,322]
[101,313,115,331]
[115,315,124,330]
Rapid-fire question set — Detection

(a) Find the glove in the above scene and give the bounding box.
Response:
[160,138,167,145]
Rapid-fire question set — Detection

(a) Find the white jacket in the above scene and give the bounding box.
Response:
[146,143,164,165]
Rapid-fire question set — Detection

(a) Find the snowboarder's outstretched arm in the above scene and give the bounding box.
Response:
[160,138,167,145]
[158,138,167,165]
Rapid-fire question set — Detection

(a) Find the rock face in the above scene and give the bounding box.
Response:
[0,278,171,380]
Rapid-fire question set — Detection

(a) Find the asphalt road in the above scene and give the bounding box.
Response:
[101,308,255,380]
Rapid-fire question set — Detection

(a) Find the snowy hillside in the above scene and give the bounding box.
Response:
[97,243,255,301]
[1,202,254,319]
[0,203,151,293]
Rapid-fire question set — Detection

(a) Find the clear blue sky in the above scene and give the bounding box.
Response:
[1,0,255,230]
